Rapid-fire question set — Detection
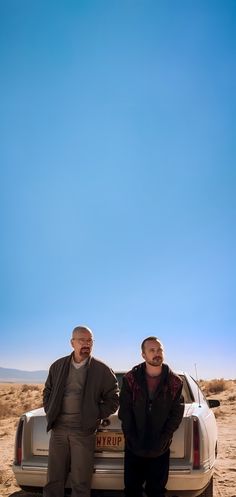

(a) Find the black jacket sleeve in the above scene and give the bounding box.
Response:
[43,368,53,413]
[118,374,135,438]
[161,383,185,439]
[99,368,120,419]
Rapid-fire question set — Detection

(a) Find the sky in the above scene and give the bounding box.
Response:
[1,0,235,380]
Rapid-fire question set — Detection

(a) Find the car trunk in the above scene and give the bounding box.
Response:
[29,410,189,461]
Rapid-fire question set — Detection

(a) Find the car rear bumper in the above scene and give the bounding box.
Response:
[12,464,213,497]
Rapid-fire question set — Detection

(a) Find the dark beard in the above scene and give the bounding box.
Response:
[80,348,90,358]
[147,357,162,367]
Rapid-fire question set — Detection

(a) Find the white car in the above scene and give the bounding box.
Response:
[13,372,220,497]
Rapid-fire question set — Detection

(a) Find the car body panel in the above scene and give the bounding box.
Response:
[12,372,219,497]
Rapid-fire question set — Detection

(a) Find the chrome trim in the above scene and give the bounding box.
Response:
[22,466,47,471]
[169,469,191,474]
[94,469,124,474]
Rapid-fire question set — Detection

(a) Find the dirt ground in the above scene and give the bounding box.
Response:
[209,382,236,497]
[0,381,236,497]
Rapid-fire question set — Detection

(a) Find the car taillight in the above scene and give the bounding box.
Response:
[193,417,200,469]
[15,418,24,465]
[17,447,22,464]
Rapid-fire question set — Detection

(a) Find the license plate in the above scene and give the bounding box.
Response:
[96,431,125,451]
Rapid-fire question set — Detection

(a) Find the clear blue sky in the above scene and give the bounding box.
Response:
[1,1,235,379]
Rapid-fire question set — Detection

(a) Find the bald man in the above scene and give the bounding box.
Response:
[43,325,119,497]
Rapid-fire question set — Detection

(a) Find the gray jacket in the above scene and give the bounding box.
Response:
[43,354,119,432]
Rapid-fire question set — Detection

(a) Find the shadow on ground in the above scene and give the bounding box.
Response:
[8,493,42,497]
[8,491,125,497]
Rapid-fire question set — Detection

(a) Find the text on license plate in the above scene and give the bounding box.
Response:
[96,431,125,451]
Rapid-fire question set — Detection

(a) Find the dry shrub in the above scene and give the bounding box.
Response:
[22,384,40,392]
[202,378,227,395]
[0,384,44,419]
[0,401,11,418]
[23,403,33,412]
[6,388,14,395]
[0,401,18,418]
[0,431,8,437]
[214,407,224,419]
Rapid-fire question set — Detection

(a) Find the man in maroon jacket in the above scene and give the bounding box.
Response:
[118,336,184,497]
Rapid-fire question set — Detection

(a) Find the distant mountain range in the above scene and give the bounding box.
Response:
[0,366,48,383]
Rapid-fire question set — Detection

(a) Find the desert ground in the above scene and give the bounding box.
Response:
[0,380,235,497]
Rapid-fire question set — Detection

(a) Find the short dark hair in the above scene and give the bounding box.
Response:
[141,336,163,352]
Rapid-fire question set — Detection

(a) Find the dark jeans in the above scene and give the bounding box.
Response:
[124,447,170,497]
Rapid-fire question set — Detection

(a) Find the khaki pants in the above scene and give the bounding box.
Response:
[43,426,96,497]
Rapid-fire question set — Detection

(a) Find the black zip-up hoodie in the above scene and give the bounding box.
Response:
[118,363,184,457]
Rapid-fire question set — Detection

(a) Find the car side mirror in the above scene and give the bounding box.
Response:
[207,399,220,408]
